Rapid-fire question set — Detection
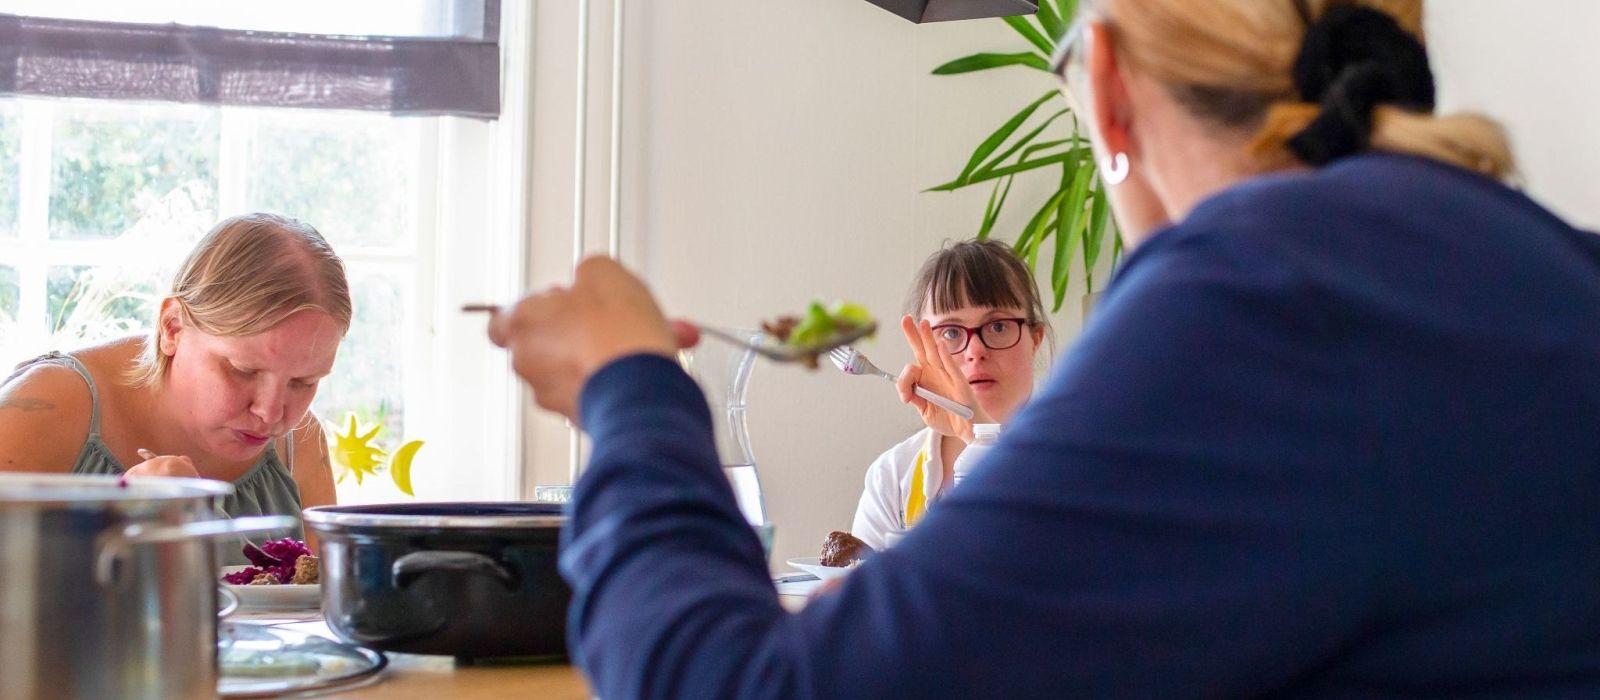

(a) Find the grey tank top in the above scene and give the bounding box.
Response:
[8,352,306,566]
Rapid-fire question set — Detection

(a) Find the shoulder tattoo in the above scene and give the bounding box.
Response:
[0,397,54,412]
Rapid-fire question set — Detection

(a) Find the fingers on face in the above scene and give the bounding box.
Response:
[935,335,967,381]
[900,315,929,366]
[911,318,960,383]
[920,320,951,374]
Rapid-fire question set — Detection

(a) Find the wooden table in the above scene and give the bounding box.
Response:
[234,583,816,698]
[328,654,590,699]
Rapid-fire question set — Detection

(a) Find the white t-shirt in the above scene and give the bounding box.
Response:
[849,427,949,551]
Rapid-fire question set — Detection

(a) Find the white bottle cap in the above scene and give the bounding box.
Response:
[883,529,908,549]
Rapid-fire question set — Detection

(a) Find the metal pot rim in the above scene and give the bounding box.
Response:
[302,503,566,530]
[0,472,232,508]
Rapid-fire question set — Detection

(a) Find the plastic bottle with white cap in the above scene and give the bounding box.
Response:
[951,423,1001,489]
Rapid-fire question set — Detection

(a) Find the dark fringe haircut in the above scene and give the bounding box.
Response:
[904,239,1053,349]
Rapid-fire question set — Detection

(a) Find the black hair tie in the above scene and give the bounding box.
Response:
[1288,4,1435,166]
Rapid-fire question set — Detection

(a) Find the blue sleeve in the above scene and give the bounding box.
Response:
[564,231,1385,698]
[567,354,799,698]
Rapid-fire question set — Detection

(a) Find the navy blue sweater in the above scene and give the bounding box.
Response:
[563,154,1600,698]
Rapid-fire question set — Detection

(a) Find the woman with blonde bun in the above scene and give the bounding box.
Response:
[482,1,1600,696]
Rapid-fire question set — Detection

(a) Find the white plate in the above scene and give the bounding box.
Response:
[784,557,856,581]
[221,566,321,611]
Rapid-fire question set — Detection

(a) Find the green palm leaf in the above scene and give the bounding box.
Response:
[977,174,1016,240]
[929,0,1120,312]
[1003,16,1053,55]
[953,91,1058,185]
[932,52,1049,75]
[1015,187,1067,264]
[1082,180,1111,291]
[969,109,1073,180]
[928,149,1077,191]
[1052,0,1080,40]
[1052,161,1093,310]
[1036,1,1066,41]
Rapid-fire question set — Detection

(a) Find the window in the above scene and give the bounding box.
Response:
[0,0,491,38]
[0,0,527,503]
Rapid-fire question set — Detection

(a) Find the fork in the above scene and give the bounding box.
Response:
[463,303,876,367]
[134,448,285,565]
[827,346,976,420]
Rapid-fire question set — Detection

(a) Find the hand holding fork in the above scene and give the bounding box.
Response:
[826,345,975,421]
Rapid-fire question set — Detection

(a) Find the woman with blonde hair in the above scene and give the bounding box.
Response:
[482,0,1600,695]
[0,213,350,561]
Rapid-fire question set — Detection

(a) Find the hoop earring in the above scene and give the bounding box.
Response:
[1100,151,1129,185]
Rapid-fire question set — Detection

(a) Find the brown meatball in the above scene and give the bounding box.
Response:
[291,555,320,585]
[819,530,874,567]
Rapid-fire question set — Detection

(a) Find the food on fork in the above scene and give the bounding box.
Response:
[759,316,801,343]
[760,301,875,369]
[819,530,875,567]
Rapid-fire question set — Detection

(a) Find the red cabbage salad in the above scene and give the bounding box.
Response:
[221,538,313,585]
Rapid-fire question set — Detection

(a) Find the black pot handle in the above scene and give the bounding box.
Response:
[391,551,516,590]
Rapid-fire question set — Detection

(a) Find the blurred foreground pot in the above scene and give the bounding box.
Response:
[0,473,295,700]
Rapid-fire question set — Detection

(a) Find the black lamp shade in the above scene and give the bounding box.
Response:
[863,0,1040,23]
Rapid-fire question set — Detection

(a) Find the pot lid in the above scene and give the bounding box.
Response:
[0,472,232,507]
[303,502,565,529]
[218,620,386,698]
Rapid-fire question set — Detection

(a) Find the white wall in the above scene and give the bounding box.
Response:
[518,0,1600,567]
[1427,0,1600,230]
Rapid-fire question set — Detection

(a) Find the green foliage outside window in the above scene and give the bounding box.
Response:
[247,117,414,249]
[0,266,18,319]
[47,265,160,337]
[50,111,219,239]
[0,110,18,238]
[316,268,408,442]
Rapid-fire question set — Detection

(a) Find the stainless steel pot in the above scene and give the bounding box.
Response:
[0,473,297,700]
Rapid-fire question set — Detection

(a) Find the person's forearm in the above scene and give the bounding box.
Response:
[565,354,793,698]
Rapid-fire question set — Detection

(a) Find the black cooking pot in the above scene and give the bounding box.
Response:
[302,502,570,661]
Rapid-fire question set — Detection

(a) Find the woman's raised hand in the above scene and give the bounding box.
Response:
[896,315,993,443]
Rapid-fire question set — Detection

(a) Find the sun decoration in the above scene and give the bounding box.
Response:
[327,413,424,496]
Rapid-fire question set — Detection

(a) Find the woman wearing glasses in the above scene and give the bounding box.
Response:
[486,0,1600,695]
[848,240,1051,551]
